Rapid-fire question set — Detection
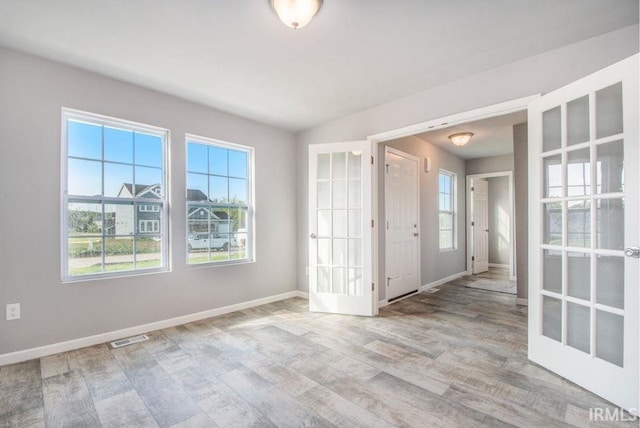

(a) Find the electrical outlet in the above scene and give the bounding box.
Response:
[6,303,20,321]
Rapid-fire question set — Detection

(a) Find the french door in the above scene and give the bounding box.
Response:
[308,141,376,316]
[528,55,639,411]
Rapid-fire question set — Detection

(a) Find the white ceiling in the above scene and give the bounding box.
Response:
[0,1,637,131]
[413,110,527,160]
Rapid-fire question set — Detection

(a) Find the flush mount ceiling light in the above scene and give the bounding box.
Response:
[269,0,323,29]
[448,132,474,147]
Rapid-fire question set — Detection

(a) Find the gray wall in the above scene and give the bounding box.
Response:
[466,154,514,175]
[487,176,511,265]
[378,137,466,301]
[0,48,297,355]
[513,123,529,300]
[295,25,638,293]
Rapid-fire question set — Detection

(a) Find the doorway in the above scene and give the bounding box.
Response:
[466,171,516,282]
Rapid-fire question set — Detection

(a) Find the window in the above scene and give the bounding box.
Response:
[62,109,168,279]
[186,135,253,265]
[439,170,456,250]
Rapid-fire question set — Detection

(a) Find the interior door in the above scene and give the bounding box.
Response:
[385,147,420,301]
[309,141,375,316]
[528,55,639,411]
[472,178,489,274]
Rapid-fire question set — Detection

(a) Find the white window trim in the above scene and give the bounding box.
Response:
[61,108,170,282]
[439,169,457,251]
[139,220,160,233]
[185,133,255,267]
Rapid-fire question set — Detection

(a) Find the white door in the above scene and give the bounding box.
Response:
[528,55,639,411]
[385,147,420,301]
[309,141,376,316]
[472,178,489,274]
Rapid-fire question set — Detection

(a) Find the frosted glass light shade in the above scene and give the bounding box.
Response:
[270,0,323,29]
[448,132,474,147]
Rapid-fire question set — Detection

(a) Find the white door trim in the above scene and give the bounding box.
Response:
[466,171,516,280]
[384,146,421,302]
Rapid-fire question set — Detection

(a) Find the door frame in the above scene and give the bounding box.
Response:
[384,146,421,302]
[466,171,516,280]
[368,95,538,308]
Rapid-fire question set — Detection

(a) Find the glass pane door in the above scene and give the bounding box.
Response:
[309,141,374,316]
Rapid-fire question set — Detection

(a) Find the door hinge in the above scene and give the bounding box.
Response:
[385,164,389,173]
[471,187,474,191]
[372,283,375,291]
[371,155,374,165]
[386,221,389,230]
[371,219,374,228]
[472,256,475,261]
[471,221,474,226]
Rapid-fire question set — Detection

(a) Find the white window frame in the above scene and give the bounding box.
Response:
[138,220,160,233]
[439,169,457,251]
[139,204,160,212]
[61,108,170,281]
[185,134,255,266]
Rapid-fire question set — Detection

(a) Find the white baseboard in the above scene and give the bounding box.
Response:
[420,271,468,292]
[516,298,528,306]
[378,299,389,308]
[489,263,510,269]
[294,291,309,299]
[0,290,302,367]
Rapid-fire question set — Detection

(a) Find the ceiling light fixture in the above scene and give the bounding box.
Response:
[269,0,323,29]
[448,132,474,147]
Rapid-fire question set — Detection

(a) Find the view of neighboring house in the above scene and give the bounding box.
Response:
[113,183,234,236]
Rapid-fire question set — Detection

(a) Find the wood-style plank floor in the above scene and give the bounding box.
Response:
[1,275,636,427]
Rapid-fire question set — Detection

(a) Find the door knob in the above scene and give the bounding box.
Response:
[310,233,317,239]
[624,247,640,258]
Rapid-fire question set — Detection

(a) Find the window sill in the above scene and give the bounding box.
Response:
[187,258,255,269]
[62,267,170,284]
[439,248,457,253]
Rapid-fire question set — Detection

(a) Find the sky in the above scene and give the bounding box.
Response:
[67,120,249,206]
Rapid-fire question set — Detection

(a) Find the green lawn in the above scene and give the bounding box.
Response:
[69,259,162,276]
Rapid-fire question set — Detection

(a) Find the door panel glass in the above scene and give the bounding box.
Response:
[567,302,590,353]
[596,310,624,367]
[567,252,590,301]
[543,296,562,342]
[333,239,347,266]
[317,239,331,265]
[348,180,362,208]
[333,180,347,208]
[596,140,624,194]
[348,152,361,178]
[318,267,331,293]
[567,149,591,196]
[333,210,347,237]
[317,153,330,179]
[567,95,590,146]
[596,198,624,250]
[543,106,562,152]
[348,239,362,267]
[543,202,562,245]
[348,210,362,237]
[544,155,562,198]
[332,152,346,179]
[596,256,624,309]
[348,268,363,296]
[542,249,562,293]
[317,181,330,208]
[596,83,623,139]
[333,267,346,294]
[317,210,331,236]
[567,200,590,248]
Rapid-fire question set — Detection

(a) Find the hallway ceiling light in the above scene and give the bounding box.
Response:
[269,0,323,29]
[448,132,474,147]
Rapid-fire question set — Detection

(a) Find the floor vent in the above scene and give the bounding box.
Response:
[109,334,149,349]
